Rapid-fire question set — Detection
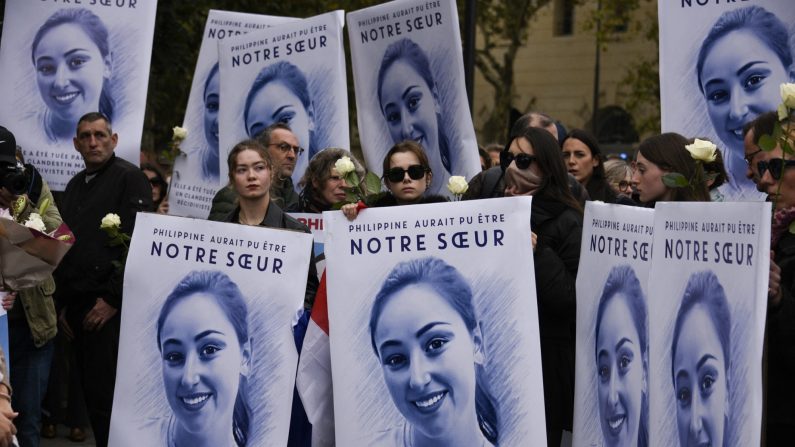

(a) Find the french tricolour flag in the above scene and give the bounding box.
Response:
[296,272,335,447]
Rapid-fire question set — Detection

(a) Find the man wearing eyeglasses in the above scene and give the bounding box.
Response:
[743,111,778,188]
[256,122,302,212]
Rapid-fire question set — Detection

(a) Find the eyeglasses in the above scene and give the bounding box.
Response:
[757,158,795,180]
[616,180,631,193]
[269,142,305,156]
[499,149,536,171]
[744,148,762,165]
[385,165,427,183]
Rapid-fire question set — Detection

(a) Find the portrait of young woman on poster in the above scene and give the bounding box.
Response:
[31,8,114,144]
[368,257,498,447]
[154,271,252,447]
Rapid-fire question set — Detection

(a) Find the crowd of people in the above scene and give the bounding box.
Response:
[0,99,791,447]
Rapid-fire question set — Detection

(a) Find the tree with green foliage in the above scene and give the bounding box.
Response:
[473,0,551,144]
[585,0,660,136]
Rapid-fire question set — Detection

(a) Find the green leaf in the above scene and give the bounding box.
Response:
[662,172,689,188]
[759,134,777,152]
[38,198,50,216]
[781,140,794,156]
[364,172,383,196]
[344,191,358,203]
[759,134,778,152]
[789,220,795,235]
[345,172,361,190]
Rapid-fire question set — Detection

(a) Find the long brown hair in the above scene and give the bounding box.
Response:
[515,127,582,213]
[636,133,710,202]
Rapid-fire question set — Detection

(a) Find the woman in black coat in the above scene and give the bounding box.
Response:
[469,127,583,447]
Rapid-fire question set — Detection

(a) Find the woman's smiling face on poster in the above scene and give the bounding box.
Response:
[159,292,249,435]
[596,293,644,447]
[34,23,110,124]
[373,284,481,440]
[379,60,440,154]
[700,29,792,155]
[673,303,727,447]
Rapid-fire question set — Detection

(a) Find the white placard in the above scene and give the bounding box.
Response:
[325,197,546,446]
[573,202,654,447]
[0,0,157,190]
[218,11,349,188]
[109,213,313,447]
[648,202,770,447]
[658,0,794,201]
[168,10,296,218]
[347,0,481,197]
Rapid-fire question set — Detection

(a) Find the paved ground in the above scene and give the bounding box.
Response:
[39,425,95,447]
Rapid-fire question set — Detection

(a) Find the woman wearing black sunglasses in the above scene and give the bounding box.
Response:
[630,133,711,205]
[494,126,583,447]
[342,141,446,220]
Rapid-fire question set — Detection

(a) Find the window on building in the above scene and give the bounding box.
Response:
[554,0,575,36]
[610,2,628,33]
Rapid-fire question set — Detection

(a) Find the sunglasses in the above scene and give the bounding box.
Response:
[758,158,795,180]
[385,165,427,183]
[499,149,536,171]
[269,142,305,156]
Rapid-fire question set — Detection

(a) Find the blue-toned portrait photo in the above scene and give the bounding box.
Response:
[244,61,317,188]
[146,271,253,447]
[377,38,453,197]
[31,7,114,144]
[670,270,731,447]
[367,257,498,447]
[109,213,310,447]
[695,5,795,197]
[594,265,649,447]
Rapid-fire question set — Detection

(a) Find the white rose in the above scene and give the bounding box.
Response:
[172,126,188,141]
[24,213,46,233]
[685,138,717,163]
[101,213,121,230]
[779,104,790,122]
[447,176,469,195]
[781,83,795,109]
[334,156,356,176]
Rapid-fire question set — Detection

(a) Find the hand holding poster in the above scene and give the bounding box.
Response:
[324,197,546,446]
[168,10,296,218]
[109,213,313,447]
[658,0,794,201]
[648,202,770,447]
[347,0,481,197]
[217,11,349,187]
[0,0,157,191]
[573,203,654,447]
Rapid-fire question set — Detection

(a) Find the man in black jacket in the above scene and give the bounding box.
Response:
[54,112,152,447]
